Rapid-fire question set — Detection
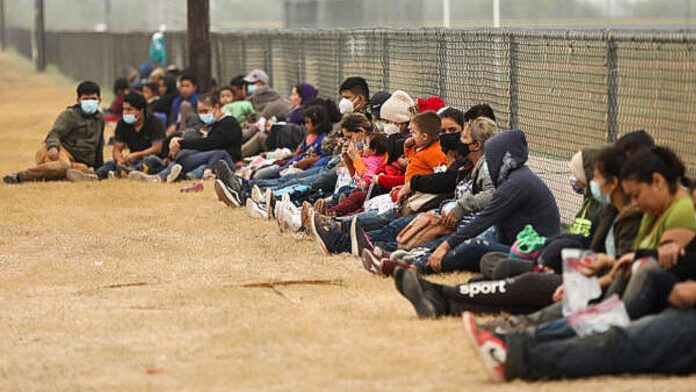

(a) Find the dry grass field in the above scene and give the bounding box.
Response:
[0,51,693,391]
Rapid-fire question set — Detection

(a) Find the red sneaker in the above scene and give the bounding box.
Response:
[180,182,204,193]
[462,312,507,382]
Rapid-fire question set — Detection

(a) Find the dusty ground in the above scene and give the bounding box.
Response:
[0,51,693,391]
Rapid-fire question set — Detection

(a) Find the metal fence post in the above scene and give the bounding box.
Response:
[382,33,390,93]
[337,32,344,86]
[508,33,519,130]
[437,31,448,101]
[298,34,306,83]
[606,33,619,143]
[266,36,273,86]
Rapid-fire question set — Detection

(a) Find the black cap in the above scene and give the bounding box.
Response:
[369,91,392,120]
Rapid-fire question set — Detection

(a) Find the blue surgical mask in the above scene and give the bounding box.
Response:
[80,99,99,115]
[590,180,611,205]
[246,84,257,95]
[123,113,137,125]
[569,176,585,195]
[199,112,215,125]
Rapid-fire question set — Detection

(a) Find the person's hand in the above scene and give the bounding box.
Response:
[371,173,383,185]
[658,242,685,269]
[123,153,137,166]
[397,183,411,202]
[668,282,696,308]
[578,253,615,277]
[552,285,564,302]
[47,147,59,161]
[607,252,635,280]
[427,242,451,272]
[443,211,458,228]
[346,142,360,160]
[294,159,310,170]
[169,137,182,156]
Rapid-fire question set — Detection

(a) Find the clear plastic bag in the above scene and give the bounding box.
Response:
[567,294,630,337]
[562,249,602,316]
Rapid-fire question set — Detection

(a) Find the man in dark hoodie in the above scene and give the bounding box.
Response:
[4,81,105,184]
[426,130,561,273]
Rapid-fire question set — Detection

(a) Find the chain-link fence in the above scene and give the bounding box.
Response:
[4,27,696,224]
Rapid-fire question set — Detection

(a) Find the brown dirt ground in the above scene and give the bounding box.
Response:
[0,51,693,391]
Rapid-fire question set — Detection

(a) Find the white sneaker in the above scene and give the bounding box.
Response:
[128,171,161,183]
[246,199,268,219]
[66,169,98,182]
[251,184,263,203]
[283,200,303,233]
[166,164,183,183]
[107,170,116,180]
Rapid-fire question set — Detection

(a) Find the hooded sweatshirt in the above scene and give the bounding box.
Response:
[446,130,560,248]
[248,86,292,118]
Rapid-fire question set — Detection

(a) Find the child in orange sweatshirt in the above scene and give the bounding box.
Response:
[399,111,448,200]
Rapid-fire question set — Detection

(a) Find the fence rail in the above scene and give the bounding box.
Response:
[4,27,696,223]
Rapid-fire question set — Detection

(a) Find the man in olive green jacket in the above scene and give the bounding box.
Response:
[4,81,105,183]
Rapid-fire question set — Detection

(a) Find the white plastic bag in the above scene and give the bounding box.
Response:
[562,249,602,316]
[567,294,630,337]
[363,193,397,214]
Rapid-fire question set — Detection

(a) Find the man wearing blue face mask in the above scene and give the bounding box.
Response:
[4,81,105,184]
[95,93,165,180]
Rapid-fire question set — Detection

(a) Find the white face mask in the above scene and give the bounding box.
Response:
[339,97,355,114]
[383,123,401,135]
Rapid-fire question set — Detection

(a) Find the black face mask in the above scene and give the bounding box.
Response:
[439,132,461,153]
[457,141,472,157]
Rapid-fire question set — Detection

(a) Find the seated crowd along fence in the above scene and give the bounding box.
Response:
[5,27,696,225]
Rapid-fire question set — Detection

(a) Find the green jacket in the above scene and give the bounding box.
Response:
[44,105,105,167]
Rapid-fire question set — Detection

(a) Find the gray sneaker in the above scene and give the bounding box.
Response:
[66,169,98,182]
[128,171,162,183]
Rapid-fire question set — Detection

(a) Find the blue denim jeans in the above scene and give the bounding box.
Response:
[96,155,163,179]
[505,307,696,380]
[368,214,416,251]
[252,166,324,189]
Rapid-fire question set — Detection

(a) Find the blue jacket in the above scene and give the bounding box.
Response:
[447,130,561,248]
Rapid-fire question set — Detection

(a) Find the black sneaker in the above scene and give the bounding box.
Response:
[215,160,242,193]
[3,173,20,184]
[214,179,243,207]
[350,216,373,257]
[311,212,347,255]
[393,267,446,318]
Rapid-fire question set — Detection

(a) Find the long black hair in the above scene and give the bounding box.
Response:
[620,146,688,193]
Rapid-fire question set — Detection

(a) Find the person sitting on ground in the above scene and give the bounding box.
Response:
[338,76,370,117]
[288,83,319,125]
[244,69,292,119]
[166,73,200,137]
[4,81,105,184]
[422,130,561,274]
[152,75,177,123]
[142,82,160,113]
[129,93,241,183]
[95,93,165,179]
[103,77,130,122]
